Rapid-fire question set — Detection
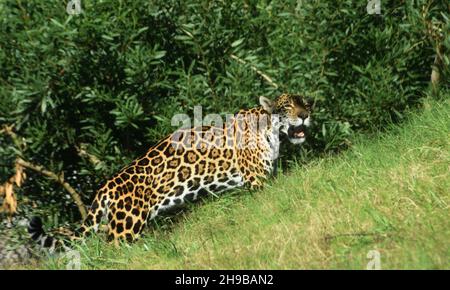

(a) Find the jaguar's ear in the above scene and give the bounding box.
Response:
[259,96,274,113]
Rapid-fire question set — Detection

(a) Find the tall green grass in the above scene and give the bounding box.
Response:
[39,98,449,269]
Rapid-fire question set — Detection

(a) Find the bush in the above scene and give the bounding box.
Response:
[0,0,448,222]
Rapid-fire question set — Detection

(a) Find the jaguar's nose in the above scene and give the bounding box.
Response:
[299,111,309,120]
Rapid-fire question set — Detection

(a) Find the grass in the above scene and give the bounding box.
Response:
[37,98,449,269]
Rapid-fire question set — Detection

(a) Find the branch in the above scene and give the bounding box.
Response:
[16,158,88,220]
[431,44,442,89]
[75,144,102,166]
[1,124,24,152]
[1,125,88,220]
[421,2,445,90]
[230,54,279,89]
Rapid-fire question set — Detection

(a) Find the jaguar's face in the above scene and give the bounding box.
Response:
[260,94,313,144]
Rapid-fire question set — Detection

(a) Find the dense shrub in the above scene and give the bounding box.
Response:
[0,0,448,222]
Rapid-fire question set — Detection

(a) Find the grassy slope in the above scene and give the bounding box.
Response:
[43,99,449,269]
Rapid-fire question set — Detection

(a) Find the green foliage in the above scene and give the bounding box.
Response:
[0,0,448,222]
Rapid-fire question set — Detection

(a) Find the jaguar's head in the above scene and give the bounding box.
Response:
[260,93,313,144]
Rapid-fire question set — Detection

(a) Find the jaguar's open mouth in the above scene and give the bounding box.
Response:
[288,125,306,139]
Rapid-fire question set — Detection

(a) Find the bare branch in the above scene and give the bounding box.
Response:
[1,125,88,220]
[1,124,24,151]
[431,44,442,89]
[16,158,88,220]
[76,144,102,166]
[230,54,279,89]
[421,2,445,90]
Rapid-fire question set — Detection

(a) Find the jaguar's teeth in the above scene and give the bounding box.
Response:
[294,131,305,138]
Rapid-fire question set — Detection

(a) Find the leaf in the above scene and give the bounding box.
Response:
[101,35,113,41]
[231,38,245,47]
[352,65,365,74]
[50,18,65,29]
[41,97,47,114]
[153,50,167,60]
[136,27,149,35]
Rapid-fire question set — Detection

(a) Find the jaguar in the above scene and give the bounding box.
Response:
[28,93,313,250]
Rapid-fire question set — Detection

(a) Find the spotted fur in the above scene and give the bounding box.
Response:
[28,94,313,248]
